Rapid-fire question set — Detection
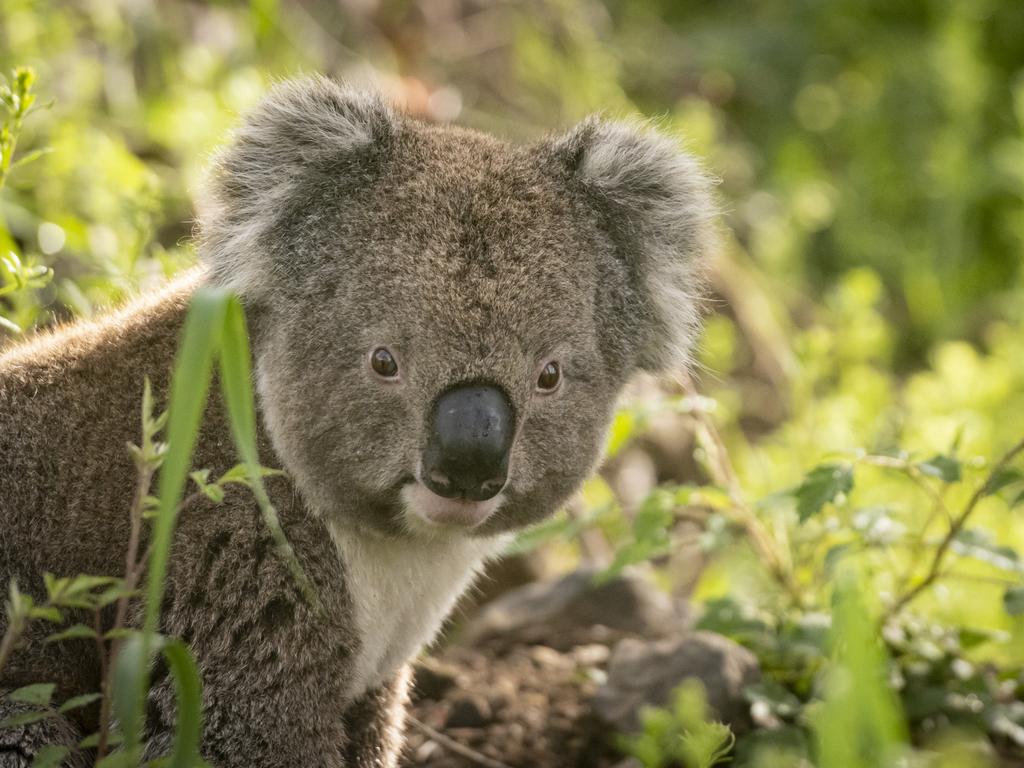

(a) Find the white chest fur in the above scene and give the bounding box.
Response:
[329,524,508,700]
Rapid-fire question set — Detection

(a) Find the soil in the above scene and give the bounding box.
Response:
[401,643,624,768]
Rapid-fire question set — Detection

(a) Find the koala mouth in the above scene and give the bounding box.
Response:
[401,481,506,532]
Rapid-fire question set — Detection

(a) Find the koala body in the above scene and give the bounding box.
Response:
[0,78,716,766]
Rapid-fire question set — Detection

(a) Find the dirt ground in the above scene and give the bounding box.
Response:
[402,643,624,768]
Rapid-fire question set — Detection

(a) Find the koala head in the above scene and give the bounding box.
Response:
[199,77,717,539]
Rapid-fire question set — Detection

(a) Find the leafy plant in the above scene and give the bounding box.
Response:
[1,288,314,766]
[622,680,735,768]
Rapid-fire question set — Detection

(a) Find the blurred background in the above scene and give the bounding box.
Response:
[1,1,1023,766]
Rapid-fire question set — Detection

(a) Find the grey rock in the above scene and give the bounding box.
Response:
[444,694,492,729]
[412,658,461,702]
[463,569,690,652]
[593,631,760,732]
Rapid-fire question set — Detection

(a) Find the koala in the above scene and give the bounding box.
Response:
[0,77,717,766]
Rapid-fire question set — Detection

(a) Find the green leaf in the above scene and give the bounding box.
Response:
[218,297,318,610]
[9,146,51,170]
[199,483,225,503]
[985,467,1024,496]
[813,569,907,768]
[633,490,674,542]
[28,605,63,623]
[112,634,149,760]
[62,575,120,596]
[58,692,102,713]
[824,543,853,576]
[217,462,284,488]
[80,730,124,749]
[604,409,638,458]
[1004,586,1024,616]
[794,464,854,522]
[96,754,138,768]
[0,710,54,728]
[46,623,98,642]
[161,638,204,768]
[951,529,1022,573]
[30,745,69,768]
[917,454,961,483]
[94,583,137,608]
[745,680,803,718]
[8,682,55,706]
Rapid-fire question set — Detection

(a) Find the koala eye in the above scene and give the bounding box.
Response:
[536,361,561,393]
[370,347,399,380]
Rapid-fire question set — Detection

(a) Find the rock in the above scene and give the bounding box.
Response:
[463,569,690,652]
[412,658,462,702]
[444,694,493,729]
[593,631,760,732]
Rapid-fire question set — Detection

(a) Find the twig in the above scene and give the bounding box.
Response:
[96,458,154,759]
[406,716,515,768]
[565,496,613,567]
[886,436,1024,619]
[676,373,804,604]
[859,454,955,594]
[0,614,24,676]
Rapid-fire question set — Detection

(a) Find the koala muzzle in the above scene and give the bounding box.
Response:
[423,384,514,502]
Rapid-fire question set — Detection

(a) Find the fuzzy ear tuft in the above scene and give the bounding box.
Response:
[552,118,720,374]
[198,76,397,297]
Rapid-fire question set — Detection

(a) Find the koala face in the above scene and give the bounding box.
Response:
[200,78,717,539]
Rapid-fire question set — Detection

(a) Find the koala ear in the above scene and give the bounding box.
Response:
[548,118,719,374]
[198,76,397,297]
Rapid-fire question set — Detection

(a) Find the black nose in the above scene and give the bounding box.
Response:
[422,384,514,501]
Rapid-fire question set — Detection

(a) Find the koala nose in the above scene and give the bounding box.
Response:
[423,384,514,502]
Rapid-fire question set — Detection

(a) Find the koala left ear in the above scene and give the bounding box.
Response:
[547,118,719,374]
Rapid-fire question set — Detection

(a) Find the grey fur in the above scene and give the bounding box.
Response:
[0,77,718,765]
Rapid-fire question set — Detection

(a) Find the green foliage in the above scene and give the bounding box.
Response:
[792,464,854,523]
[1,286,310,764]
[812,571,907,768]
[622,680,735,768]
[114,287,315,763]
[0,2,1021,766]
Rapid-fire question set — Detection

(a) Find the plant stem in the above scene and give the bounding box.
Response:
[96,461,154,760]
[677,374,804,605]
[0,614,26,677]
[886,436,1024,619]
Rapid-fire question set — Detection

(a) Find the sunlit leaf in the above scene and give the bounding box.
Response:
[984,467,1024,496]
[794,464,854,522]
[917,455,961,483]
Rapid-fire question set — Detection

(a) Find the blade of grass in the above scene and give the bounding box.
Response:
[814,568,908,768]
[121,287,320,755]
[218,298,320,611]
[128,287,227,754]
[161,638,203,768]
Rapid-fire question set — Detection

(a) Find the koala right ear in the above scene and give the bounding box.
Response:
[198,76,396,297]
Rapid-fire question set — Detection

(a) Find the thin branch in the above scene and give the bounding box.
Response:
[677,373,804,604]
[886,436,1024,619]
[406,716,515,768]
[97,459,153,760]
[0,613,25,676]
